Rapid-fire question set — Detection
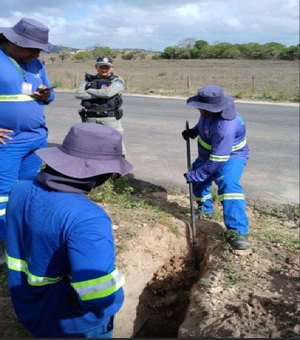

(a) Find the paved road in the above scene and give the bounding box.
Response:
[46,92,299,204]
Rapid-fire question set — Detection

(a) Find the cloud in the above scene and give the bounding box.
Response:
[0,0,298,50]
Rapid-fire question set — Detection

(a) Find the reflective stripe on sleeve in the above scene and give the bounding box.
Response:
[197,136,211,150]
[71,269,125,301]
[209,154,230,162]
[6,253,62,286]
[0,196,9,203]
[0,208,6,217]
[0,94,35,102]
[198,136,247,152]
[232,138,247,151]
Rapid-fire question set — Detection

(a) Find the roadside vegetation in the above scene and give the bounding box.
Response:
[42,45,299,103]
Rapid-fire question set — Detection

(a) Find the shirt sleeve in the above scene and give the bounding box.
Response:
[75,80,94,100]
[40,65,55,104]
[67,207,124,317]
[186,123,235,182]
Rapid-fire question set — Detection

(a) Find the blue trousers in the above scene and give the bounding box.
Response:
[192,157,249,235]
[0,138,47,241]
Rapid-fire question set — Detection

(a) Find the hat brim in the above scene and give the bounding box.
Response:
[36,146,132,179]
[95,62,113,67]
[187,94,233,112]
[0,28,53,52]
[220,103,237,120]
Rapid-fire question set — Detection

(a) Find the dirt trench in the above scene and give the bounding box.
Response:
[113,217,222,338]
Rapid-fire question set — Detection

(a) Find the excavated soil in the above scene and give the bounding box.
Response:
[0,187,299,338]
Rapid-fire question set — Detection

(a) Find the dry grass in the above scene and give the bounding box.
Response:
[42,54,299,102]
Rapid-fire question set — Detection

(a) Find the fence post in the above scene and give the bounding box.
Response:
[251,75,255,96]
[187,76,191,95]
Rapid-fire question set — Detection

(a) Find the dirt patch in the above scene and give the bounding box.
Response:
[0,185,299,338]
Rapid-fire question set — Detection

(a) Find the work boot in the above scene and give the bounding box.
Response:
[226,231,251,250]
[196,207,213,220]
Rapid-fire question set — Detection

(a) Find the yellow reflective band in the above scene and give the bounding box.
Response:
[0,196,9,203]
[0,94,35,102]
[0,208,6,217]
[232,138,247,151]
[198,137,247,152]
[195,193,212,202]
[198,136,211,150]
[6,254,62,286]
[72,269,125,301]
[218,193,245,201]
[209,154,230,162]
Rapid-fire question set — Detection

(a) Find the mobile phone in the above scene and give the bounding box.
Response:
[37,86,57,93]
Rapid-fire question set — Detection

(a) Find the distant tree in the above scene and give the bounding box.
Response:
[91,46,112,58]
[58,51,70,62]
[159,39,298,60]
[121,52,136,60]
[194,40,209,50]
[159,46,179,59]
[261,42,285,59]
[49,56,56,63]
[71,51,93,62]
[279,44,300,60]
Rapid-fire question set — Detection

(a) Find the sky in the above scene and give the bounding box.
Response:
[1,0,299,51]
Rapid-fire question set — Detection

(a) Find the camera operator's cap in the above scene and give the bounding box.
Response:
[96,55,113,67]
[187,85,236,120]
[0,17,53,52]
[35,123,133,178]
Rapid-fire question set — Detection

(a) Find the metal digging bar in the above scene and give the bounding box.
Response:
[185,120,199,270]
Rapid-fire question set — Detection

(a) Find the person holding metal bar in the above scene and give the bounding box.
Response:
[182,85,251,251]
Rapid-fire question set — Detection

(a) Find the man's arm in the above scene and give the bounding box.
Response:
[86,77,124,98]
[75,80,94,100]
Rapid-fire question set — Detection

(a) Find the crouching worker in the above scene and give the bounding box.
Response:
[5,123,133,338]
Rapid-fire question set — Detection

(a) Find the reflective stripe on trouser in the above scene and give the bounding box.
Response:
[0,137,47,240]
[192,157,249,235]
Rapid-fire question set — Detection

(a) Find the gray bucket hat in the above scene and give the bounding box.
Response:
[187,85,236,120]
[35,123,133,178]
[0,17,53,52]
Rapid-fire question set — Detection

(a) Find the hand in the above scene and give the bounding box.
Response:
[182,128,198,140]
[183,172,192,183]
[0,128,13,144]
[31,86,52,101]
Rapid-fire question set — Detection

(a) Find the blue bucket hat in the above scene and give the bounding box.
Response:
[0,18,53,52]
[35,123,133,178]
[187,85,236,120]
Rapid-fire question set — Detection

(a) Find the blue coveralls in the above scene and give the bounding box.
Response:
[0,49,54,240]
[185,112,249,236]
[5,180,124,338]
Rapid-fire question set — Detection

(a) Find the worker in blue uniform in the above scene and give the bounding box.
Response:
[182,85,251,250]
[5,123,133,338]
[0,18,55,267]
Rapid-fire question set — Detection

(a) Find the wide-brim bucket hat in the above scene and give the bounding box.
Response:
[187,85,236,120]
[0,18,53,52]
[35,123,133,178]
